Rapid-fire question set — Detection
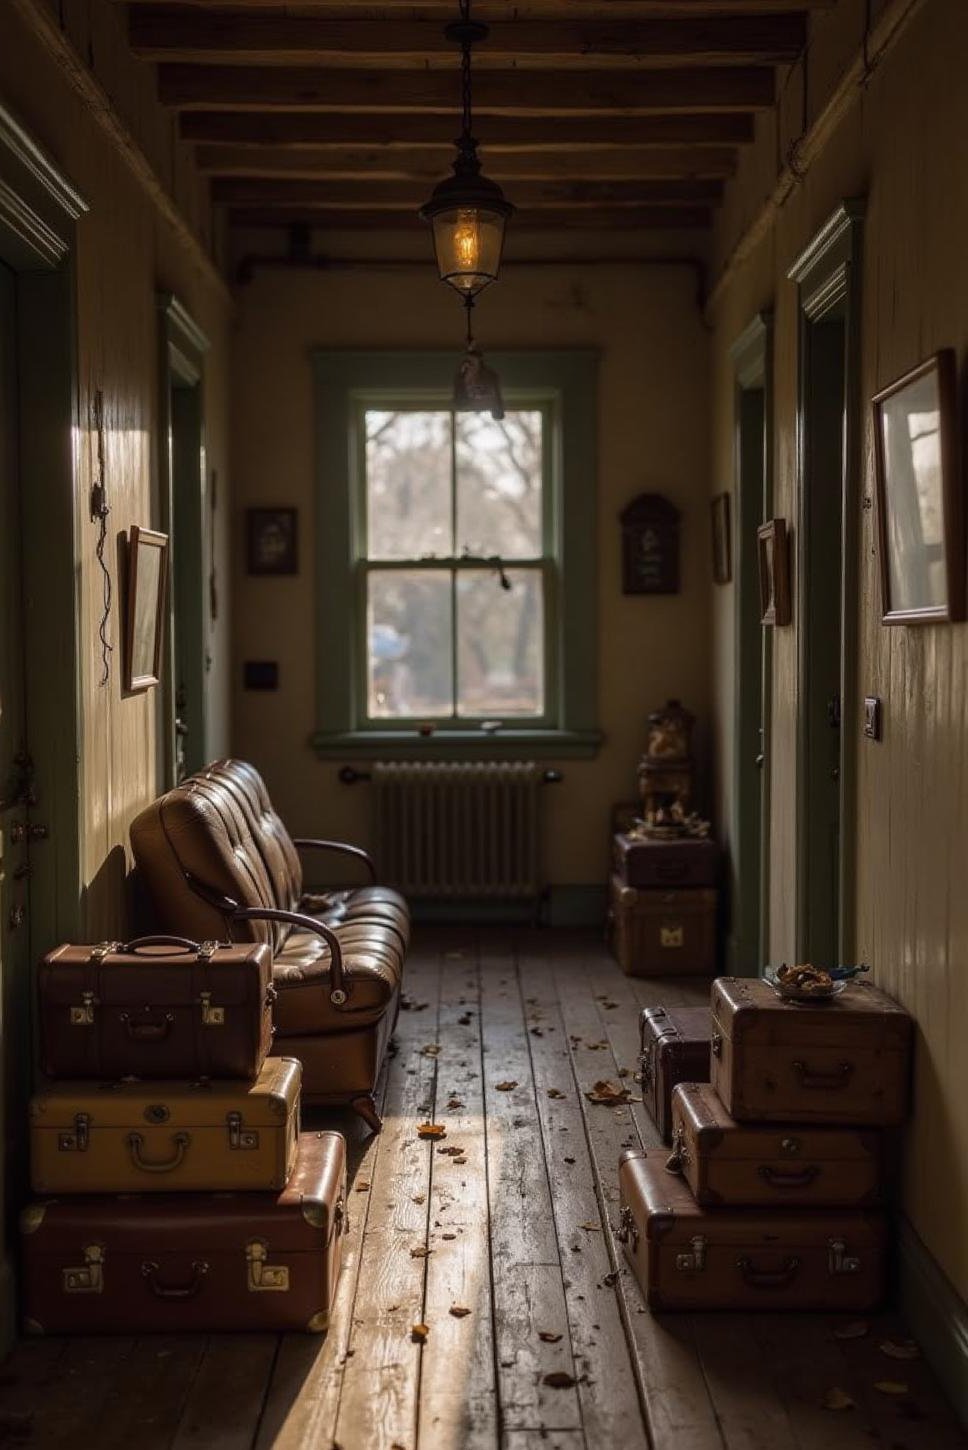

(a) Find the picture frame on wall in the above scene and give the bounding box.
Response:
[757,518,791,626]
[125,525,169,691]
[710,493,732,584]
[246,507,298,576]
[872,349,964,624]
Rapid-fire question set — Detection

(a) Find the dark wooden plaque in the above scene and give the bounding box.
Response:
[620,494,680,595]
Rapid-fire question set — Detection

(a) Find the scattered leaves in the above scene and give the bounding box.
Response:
[355,1180,370,1192]
[495,1080,518,1092]
[543,1372,576,1389]
[879,1339,920,1360]
[822,1388,855,1412]
[411,1323,430,1342]
[833,1320,869,1340]
[564,1157,576,1165]
[437,1145,464,1156]
[601,1270,619,1287]
[874,1381,910,1396]
[410,1246,432,1259]
[579,1221,601,1232]
[585,1080,631,1106]
[447,1097,465,1111]
[449,1305,471,1318]
[458,1013,472,1026]
[399,996,429,1012]
[412,1194,426,1205]
[420,1044,441,1058]
[547,1088,567,1100]
[417,1123,446,1140]
[538,1331,562,1343]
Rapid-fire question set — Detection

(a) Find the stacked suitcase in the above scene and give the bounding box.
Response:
[21,936,347,1335]
[607,831,720,977]
[620,975,913,1312]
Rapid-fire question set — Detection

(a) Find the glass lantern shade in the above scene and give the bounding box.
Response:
[430,203,508,298]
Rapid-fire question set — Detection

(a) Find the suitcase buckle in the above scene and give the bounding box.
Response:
[63,1243,104,1294]
[675,1235,707,1273]
[616,1205,639,1250]
[198,991,225,1027]
[227,1111,259,1150]
[827,1238,861,1275]
[58,1113,90,1152]
[660,925,684,949]
[246,1239,289,1292]
[70,991,97,1027]
[198,941,218,961]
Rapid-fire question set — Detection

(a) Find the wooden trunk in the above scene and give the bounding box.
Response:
[618,1148,887,1312]
[608,875,717,977]
[639,1005,711,1142]
[612,832,720,889]
[20,1131,346,1336]
[711,977,913,1125]
[669,1081,884,1207]
[29,1058,301,1194]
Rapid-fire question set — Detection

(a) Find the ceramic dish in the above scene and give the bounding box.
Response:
[764,969,848,1004]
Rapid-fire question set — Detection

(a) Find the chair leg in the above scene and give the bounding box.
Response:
[351,1094,383,1134]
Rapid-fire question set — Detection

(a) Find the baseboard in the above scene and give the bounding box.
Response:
[897,1215,968,1430]
[409,884,607,928]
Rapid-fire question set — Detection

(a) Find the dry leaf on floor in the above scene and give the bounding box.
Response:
[447,1098,465,1110]
[449,1305,471,1318]
[355,1180,370,1192]
[417,1123,446,1139]
[542,1372,576,1389]
[400,996,429,1012]
[420,1044,441,1058]
[874,1381,910,1396]
[411,1323,430,1342]
[412,1194,425,1205]
[601,1270,618,1287]
[437,1145,464,1156]
[538,1331,562,1343]
[410,1246,433,1259]
[495,1080,518,1092]
[547,1088,566,1099]
[585,1080,630,1106]
[564,1156,576,1165]
[452,1157,468,1166]
[442,1233,457,1240]
[579,1221,601,1232]
[458,1013,472,1026]
[833,1320,869,1340]
[822,1388,855,1412]
[879,1339,920,1360]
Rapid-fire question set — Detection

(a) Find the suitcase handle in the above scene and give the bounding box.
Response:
[141,1259,209,1299]
[120,936,208,956]
[737,1255,801,1289]
[792,1059,855,1090]
[121,1011,174,1043]
[757,1163,820,1190]
[126,1130,191,1173]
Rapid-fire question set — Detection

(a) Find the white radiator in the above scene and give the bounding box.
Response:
[372,761,542,899]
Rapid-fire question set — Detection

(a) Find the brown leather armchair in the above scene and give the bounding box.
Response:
[129,759,408,1132]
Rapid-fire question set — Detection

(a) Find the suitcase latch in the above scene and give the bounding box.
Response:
[227,1111,259,1150]
[246,1239,289,1292]
[638,1047,653,1090]
[63,1243,104,1294]
[198,991,224,1027]
[666,1125,688,1173]
[58,1113,90,1152]
[70,991,97,1027]
[660,925,684,949]
[827,1238,861,1275]
[616,1205,639,1250]
[675,1235,707,1273]
[198,941,218,961]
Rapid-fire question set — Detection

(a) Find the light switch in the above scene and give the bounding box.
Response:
[863,696,881,741]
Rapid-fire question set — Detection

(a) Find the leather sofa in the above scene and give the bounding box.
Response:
[129,758,408,1132]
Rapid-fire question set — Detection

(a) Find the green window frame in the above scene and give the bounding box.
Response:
[312,349,601,759]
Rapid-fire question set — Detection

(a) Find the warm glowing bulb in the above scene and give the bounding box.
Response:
[454,210,480,272]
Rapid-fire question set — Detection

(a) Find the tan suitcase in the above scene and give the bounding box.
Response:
[711,976,912,1125]
[668,1082,884,1207]
[30,1057,300,1194]
[608,874,717,977]
[618,1148,887,1312]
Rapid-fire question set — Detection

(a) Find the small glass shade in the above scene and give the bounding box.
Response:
[431,205,508,298]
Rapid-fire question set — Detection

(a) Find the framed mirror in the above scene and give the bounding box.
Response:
[125,525,169,691]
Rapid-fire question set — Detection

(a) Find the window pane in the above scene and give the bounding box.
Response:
[367,570,453,717]
[456,568,544,717]
[365,410,452,561]
[456,411,543,560]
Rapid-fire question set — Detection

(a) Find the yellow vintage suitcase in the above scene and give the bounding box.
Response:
[30,1057,300,1195]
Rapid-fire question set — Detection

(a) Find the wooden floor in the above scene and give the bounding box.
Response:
[1,929,965,1450]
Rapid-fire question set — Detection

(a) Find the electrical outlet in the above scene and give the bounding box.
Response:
[863,696,881,741]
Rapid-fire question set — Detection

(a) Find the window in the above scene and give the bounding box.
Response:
[313,351,600,758]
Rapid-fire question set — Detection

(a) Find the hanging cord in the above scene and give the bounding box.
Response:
[90,389,113,688]
[464,295,475,346]
[459,0,474,138]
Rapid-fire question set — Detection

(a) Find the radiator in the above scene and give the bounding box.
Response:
[372,761,542,899]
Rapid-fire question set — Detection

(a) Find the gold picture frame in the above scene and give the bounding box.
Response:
[125,525,169,691]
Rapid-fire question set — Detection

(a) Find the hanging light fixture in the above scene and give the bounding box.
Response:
[419,0,514,301]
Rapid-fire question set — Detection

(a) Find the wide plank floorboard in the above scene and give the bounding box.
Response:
[0,929,963,1450]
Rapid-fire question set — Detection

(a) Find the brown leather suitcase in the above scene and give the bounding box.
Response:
[711,977,912,1126]
[39,936,275,1081]
[30,1057,301,1194]
[613,833,720,889]
[617,1148,887,1312]
[639,1005,711,1143]
[20,1129,346,1335]
[608,876,717,977]
[668,1082,884,1207]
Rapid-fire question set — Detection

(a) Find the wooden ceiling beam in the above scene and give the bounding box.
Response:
[226,204,713,229]
[211,175,722,206]
[123,2,827,14]
[131,12,805,68]
[195,142,738,180]
[159,63,775,112]
[181,110,755,147]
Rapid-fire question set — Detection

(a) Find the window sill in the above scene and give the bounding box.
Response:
[310,728,604,761]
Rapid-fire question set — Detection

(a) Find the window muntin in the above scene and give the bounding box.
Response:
[358,401,551,726]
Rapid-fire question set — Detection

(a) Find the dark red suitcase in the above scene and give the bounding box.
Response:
[613,833,720,889]
[38,936,275,1081]
[639,1004,711,1142]
[20,1131,347,1335]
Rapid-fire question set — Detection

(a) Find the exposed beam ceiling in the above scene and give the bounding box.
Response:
[211,176,723,207]
[122,1,828,13]
[226,205,713,230]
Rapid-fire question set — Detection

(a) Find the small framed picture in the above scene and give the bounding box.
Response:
[710,493,732,584]
[125,525,169,691]
[757,518,791,626]
[246,507,298,576]
[872,350,963,623]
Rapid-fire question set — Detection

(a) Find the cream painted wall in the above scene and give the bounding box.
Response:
[708,0,968,1299]
[1,1,233,937]
[230,261,711,885]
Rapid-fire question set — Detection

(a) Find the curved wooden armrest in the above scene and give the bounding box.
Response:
[232,906,348,1007]
[292,838,377,883]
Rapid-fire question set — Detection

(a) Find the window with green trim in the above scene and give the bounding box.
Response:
[313,351,600,758]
